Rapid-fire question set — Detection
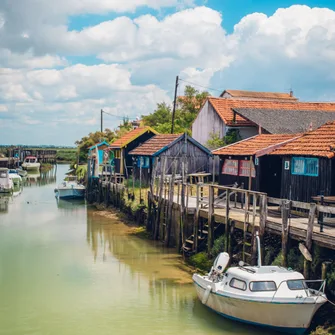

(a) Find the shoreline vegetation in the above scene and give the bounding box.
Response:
[73,85,334,334]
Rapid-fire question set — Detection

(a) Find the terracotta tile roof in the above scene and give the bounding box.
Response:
[222,89,298,101]
[108,127,158,149]
[207,97,335,126]
[212,134,300,157]
[271,121,335,158]
[129,134,182,156]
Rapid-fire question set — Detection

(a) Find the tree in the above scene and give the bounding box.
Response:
[206,129,242,150]
[142,85,210,134]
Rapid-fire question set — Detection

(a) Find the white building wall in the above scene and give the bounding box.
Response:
[192,101,226,146]
[233,126,259,140]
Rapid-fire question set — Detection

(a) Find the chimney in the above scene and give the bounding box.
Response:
[290,89,294,97]
[258,124,262,135]
[309,122,313,132]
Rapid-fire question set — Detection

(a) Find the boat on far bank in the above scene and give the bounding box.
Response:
[0,168,13,193]
[54,176,85,200]
[192,233,328,334]
[8,169,22,188]
[22,156,40,171]
[16,168,28,178]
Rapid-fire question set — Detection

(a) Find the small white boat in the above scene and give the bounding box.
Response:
[16,168,28,178]
[22,156,40,171]
[0,168,14,193]
[8,169,22,187]
[192,234,327,334]
[54,176,85,200]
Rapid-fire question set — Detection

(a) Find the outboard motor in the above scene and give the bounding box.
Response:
[209,252,230,282]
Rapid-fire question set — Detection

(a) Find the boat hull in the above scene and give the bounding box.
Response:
[22,163,40,171]
[193,278,324,334]
[56,188,85,199]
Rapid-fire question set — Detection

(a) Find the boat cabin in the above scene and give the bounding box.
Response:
[23,156,38,164]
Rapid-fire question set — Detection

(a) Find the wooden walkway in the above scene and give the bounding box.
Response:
[159,190,335,250]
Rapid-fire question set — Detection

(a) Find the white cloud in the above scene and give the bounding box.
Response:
[0,105,8,112]
[2,4,335,145]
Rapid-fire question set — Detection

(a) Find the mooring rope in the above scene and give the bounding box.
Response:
[327,298,335,307]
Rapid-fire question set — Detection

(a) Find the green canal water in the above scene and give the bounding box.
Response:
[0,165,278,335]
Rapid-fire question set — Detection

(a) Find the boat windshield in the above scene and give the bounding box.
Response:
[287,280,307,290]
[250,281,277,292]
[0,171,8,178]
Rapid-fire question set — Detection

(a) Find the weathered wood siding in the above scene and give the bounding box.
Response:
[192,101,226,146]
[155,139,211,175]
[280,156,332,202]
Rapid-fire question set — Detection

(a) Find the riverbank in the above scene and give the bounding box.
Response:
[87,179,335,335]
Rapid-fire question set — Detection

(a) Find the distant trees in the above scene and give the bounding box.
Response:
[142,85,210,134]
[75,118,133,163]
[206,129,242,150]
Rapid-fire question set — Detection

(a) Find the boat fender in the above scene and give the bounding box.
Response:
[202,285,212,305]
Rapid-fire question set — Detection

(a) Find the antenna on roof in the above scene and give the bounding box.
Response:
[289,87,294,97]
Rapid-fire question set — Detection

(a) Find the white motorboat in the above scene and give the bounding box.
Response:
[16,168,28,178]
[0,168,13,193]
[192,234,327,334]
[54,176,85,200]
[8,169,22,187]
[22,156,40,171]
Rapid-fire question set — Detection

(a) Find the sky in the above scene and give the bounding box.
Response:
[1,0,335,145]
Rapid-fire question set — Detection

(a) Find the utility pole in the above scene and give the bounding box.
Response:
[101,109,104,133]
[171,75,179,134]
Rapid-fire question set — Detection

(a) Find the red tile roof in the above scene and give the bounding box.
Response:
[223,90,298,101]
[207,97,335,126]
[129,134,181,156]
[271,121,335,158]
[212,134,300,157]
[108,127,158,149]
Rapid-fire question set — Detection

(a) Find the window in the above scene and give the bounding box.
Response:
[292,157,318,177]
[222,159,238,176]
[114,150,121,159]
[137,156,150,168]
[229,278,247,291]
[287,280,307,290]
[239,160,256,178]
[250,281,277,292]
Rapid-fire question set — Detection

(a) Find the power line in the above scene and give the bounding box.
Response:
[179,78,222,93]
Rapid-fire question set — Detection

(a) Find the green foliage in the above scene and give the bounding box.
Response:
[56,149,77,162]
[310,326,335,335]
[75,119,133,163]
[142,85,210,134]
[326,264,335,290]
[189,252,212,272]
[211,235,226,258]
[271,247,304,272]
[206,129,242,150]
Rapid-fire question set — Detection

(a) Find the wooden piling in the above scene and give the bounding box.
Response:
[225,189,230,253]
[193,183,200,252]
[207,185,215,253]
[180,161,186,249]
[165,160,177,247]
[153,157,166,240]
[251,194,257,265]
[259,194,267,264]
[322,261,331,280]
[281,200,290,268]
[303,203,316,279]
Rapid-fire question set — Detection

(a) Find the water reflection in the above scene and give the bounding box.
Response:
[0,195,9,213]
[22,165,57,187]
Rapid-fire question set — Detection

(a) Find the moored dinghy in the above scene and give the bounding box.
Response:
[54,176,85,200]
[192,233,327,334]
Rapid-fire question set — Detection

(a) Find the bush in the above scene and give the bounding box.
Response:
[211,234,226,259]
[189,252,212,272]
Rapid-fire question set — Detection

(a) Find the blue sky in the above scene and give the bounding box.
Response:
[1,0,335,145]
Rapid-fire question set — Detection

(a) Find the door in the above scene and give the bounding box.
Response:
[259,156,282,197]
